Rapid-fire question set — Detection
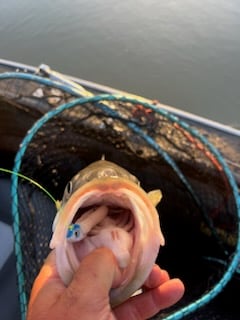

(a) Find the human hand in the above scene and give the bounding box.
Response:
[27,248,184,320]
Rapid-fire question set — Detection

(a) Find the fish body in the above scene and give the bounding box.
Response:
[50,160,164,306]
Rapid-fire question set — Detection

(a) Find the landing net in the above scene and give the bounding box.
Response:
[0,72,239,320]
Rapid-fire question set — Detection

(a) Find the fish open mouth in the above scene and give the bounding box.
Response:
[67,193,136,272]
[50,177,163,306]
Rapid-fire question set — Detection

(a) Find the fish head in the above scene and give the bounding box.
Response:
[61,160,140,203]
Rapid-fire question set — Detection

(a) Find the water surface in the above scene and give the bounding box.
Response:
[1,0,240,125]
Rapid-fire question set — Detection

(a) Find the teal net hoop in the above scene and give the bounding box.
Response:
[1,75,237,320]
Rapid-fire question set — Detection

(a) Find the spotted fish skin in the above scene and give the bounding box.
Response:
[50,160,164,306]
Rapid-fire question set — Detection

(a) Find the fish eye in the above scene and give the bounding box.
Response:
[65,181,73,195]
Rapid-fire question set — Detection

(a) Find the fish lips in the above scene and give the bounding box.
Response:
[50,177,164,306]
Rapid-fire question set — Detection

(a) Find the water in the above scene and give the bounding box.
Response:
[1,0,240,125]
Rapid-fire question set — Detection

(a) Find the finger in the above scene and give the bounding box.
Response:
[63,248,120,308]
[143,265,170,289]
[114,278,184,320]
[28,250,65,313]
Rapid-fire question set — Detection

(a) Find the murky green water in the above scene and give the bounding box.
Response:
[1,0,240,125]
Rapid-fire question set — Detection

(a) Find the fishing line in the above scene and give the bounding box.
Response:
[0,167,57,205]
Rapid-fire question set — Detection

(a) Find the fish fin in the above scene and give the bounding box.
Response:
[159,231,165,246]
[147,190,162,207]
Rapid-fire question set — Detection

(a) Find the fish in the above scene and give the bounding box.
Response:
[49,159,165,306]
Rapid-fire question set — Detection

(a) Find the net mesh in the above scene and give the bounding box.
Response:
[0,73,239,319]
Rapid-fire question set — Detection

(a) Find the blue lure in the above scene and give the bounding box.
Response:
[66,224,82,242]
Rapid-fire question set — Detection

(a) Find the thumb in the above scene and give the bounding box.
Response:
[28,248,120,315]
[63,247,120,305]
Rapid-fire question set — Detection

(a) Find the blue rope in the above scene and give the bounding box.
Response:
[0,72,81,97]
[10,90,240,318]
[11,183,27,317]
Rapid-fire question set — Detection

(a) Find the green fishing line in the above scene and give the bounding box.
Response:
[0,167,57,205]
